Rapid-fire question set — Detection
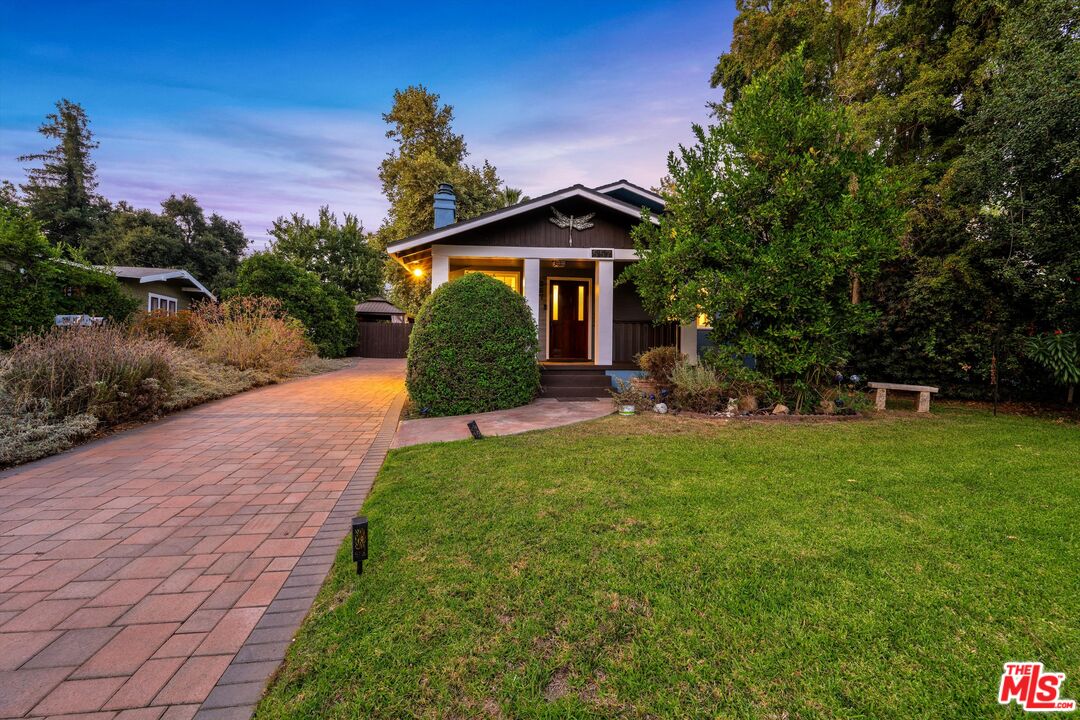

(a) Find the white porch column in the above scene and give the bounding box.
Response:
[523,257,540,329]
[595,260,614,366]
[430,248,449,290]
[679,323,699,365]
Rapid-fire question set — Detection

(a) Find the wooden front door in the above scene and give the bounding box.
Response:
[548,279,590,360]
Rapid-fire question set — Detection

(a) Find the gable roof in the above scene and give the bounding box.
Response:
[355,297,405,315]
[385,184,660,255]
[107,266,216,302]
[594,180,665,212]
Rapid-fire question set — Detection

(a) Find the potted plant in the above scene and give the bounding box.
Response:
[610,379,646,416]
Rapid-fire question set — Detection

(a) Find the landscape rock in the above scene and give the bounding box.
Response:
[772,404,790,415]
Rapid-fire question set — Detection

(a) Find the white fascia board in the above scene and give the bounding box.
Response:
[431,245,639,261]
[139,271,216,302]
[593,181,665,207]
[386,187,658,255]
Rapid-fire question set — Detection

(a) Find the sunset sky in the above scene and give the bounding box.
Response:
[0,1,732,245]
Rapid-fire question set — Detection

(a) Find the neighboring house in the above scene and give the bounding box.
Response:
[386,181,705,393]
[106,266,216,312]
[355,297,408,323]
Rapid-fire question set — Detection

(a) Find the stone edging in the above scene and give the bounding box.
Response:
[192,389,407,720]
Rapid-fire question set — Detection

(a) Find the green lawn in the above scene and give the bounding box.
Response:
[256,409,1079,719]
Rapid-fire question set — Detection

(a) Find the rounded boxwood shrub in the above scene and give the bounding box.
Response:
[407,273,539,416]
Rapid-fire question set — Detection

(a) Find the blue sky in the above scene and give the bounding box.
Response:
[0,1,733,245]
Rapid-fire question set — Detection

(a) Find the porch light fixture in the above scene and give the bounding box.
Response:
[411,267,424,278]
[551,259,565,268]
[351,516,369,574]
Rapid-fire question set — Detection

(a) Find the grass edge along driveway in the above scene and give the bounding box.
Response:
[256,409,1079,719]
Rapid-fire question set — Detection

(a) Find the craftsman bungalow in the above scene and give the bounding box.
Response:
[386,181,703,395]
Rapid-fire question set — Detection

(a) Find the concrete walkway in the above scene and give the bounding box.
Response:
[393,397,612,448]
[0,359,405,720]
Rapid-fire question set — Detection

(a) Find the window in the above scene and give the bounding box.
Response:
[464,269,519,292]
[148,293,179,314]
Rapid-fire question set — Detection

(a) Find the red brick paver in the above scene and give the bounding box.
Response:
[0,359,404,718]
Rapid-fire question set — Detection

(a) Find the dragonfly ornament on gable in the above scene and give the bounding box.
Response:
[549,207,595,246]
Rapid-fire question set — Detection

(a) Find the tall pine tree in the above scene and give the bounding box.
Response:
[19,99,109,248]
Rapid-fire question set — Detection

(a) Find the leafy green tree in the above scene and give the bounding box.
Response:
[374,85,502,315]
[0,205,137,347]
[856,0,1078,395]
[161,194,248,293]
[713,0,1078,399]
[18,99,110,248]
[268,207,384,300]
[86,201,185,268]
[630,51,901,410]
[85,195,248,296]
[227,253,355,358]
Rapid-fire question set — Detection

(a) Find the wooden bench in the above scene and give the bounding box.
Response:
[867,382,940,413]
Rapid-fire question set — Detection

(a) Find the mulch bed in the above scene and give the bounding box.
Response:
[661,409,870,424]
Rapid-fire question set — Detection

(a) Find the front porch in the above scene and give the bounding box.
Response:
[415,246,697,364]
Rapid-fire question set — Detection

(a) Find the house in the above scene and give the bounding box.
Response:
[355,297,408,323]
[107,266,216,312]
[386,181,704,395]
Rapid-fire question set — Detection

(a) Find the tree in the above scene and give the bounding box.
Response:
[227,253,355,358]
[497,186,530,207]
[85,195,248,295]
[161,194,248,293]
[374,86,502,315]
[629,50,901,410]
[712,0,1078,399]
[18,99,109,248]
[268,207,384,300]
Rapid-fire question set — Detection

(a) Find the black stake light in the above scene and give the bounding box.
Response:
[351,516,368,575]
[467,420,484,440]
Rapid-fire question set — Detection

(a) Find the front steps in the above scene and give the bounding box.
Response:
[540,367,612,399]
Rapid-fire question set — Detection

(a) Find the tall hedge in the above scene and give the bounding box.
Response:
[407,273,539,416]
[1,205,138,348]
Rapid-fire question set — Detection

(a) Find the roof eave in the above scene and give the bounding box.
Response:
[138,271,217,302]
[385,185,659,256]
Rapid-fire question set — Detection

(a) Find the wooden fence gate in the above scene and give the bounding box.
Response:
[355,322,412,358]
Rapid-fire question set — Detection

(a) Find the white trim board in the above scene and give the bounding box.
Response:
[593,181,665,207]
[431,245,639,261]
[386,186,658,255]
[137,270,216,302]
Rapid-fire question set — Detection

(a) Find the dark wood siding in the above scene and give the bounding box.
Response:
[613,322,678,364]
[449,199,638,250]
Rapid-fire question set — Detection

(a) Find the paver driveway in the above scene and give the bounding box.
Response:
[0,359,404,719]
